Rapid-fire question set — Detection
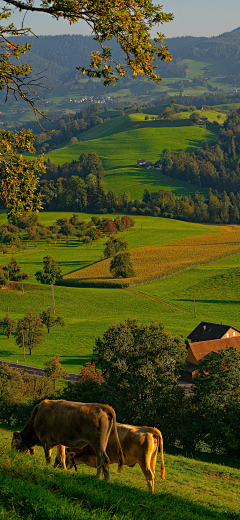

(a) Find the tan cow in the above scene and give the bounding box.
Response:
[12,399,123,481]
[55,423,165,493]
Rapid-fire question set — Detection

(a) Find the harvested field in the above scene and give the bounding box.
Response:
[62,227,240,287]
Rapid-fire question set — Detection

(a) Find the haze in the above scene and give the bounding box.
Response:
[2,0,240,38]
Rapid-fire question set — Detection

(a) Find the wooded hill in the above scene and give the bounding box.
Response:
[6,26,240,101]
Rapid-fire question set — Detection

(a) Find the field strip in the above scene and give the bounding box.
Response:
[122,288,191,313]
[63,228,240,288]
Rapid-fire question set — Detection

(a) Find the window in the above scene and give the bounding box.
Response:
[226,333,229,338]
[233,331,236,336]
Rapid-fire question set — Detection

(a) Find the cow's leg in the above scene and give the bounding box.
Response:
[96,451,110,481]
[44,444,53,464]
[139,449,155,493]
[54,445,67,470]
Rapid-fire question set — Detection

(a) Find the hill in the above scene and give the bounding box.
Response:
[2,27,240,125]
[47,112,216,199]
[1,211,240,372]
[1,427,240,520]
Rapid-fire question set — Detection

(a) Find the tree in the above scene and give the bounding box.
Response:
[93,319,186,424]
[44,355,69,389]
[0,315,17,338]
[3,257,29,282]
[35,255,62,312]
[41,308,65,333]
[0,2,173,215]
[189,111,200,124]
[110,252,135,278]
[103,237,128,258]
[15,312,45,357]
[192,347,240,456]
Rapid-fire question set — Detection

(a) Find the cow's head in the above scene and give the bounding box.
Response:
[65,450,76,469]
[11,431,35,454]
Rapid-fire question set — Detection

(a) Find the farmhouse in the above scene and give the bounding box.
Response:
[182,322,240,383]
[187,321,240,343]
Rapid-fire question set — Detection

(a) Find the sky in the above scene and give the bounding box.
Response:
[1,0,240,39]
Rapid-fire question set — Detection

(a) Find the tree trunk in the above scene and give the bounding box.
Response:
[29,349,32,355]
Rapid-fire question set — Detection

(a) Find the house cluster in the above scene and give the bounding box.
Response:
[182,321,240,383]
[138,159,162,169]
[69,96,111,104]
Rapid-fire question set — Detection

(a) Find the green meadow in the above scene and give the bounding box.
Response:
[48,114,216,199]
[1,211,240,372]
[1,427,240,520]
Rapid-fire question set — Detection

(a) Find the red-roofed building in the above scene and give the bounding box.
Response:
[182,322,240,383]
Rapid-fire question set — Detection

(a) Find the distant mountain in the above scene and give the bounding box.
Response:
[5,27,240,101]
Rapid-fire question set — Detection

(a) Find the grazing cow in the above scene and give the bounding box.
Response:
[12,399,123,481]
[55,423,165,493]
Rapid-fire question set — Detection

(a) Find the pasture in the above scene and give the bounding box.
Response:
[1,212,240,372]
[47,115,215,199]
[0,427,240,520]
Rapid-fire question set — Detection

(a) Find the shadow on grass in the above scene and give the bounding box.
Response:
[166,445,240,471]
[60,356,91,367]
[176,298,240,305]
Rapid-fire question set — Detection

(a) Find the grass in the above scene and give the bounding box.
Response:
[63,227,240,287]
[1,427,240,520]
[48,116,216,199]
[1,212,240,370]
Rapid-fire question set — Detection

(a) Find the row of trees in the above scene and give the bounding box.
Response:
[0,214,135,254]
[34,106,104,153]
[43,151,105,182]
[161,109,240,192]
[1,309,65,357]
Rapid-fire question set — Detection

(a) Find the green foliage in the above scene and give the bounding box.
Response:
[192,347,240,456]
[103,236,128,258]
[15,312,45,355]
[44,355,69,389]
[93,319,186,425]
[35,256,62,285]
[3,257,29,282]
[0,364,53,425]
[0,315,17,338]
[110,252,135,278]
[0,129,45,216]
[41,308,65,333]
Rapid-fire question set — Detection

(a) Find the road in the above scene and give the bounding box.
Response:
[0,360,80,382]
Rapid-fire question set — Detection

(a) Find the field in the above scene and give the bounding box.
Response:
[63,227,240,287]
[0,427,240,520]
[1,211,240,372]
[48,114,215,199]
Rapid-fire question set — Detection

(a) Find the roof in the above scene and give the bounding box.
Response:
[187,321,240,342]
[187,336,240,364]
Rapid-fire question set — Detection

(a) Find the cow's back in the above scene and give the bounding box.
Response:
[33,399,114,447]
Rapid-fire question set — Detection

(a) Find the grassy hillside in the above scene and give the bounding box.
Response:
[1,428,240,520]
[1,212,240,372]
[48,115,215,199]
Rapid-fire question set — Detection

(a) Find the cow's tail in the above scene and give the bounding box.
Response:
[153,428,165,480]
[106,408,124,473]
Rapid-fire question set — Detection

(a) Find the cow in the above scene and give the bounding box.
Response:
[11,399,123,481]
[55,423,165,493]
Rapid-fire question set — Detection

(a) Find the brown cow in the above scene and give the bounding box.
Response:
[55,423,165,493]
[12,399,123,481]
